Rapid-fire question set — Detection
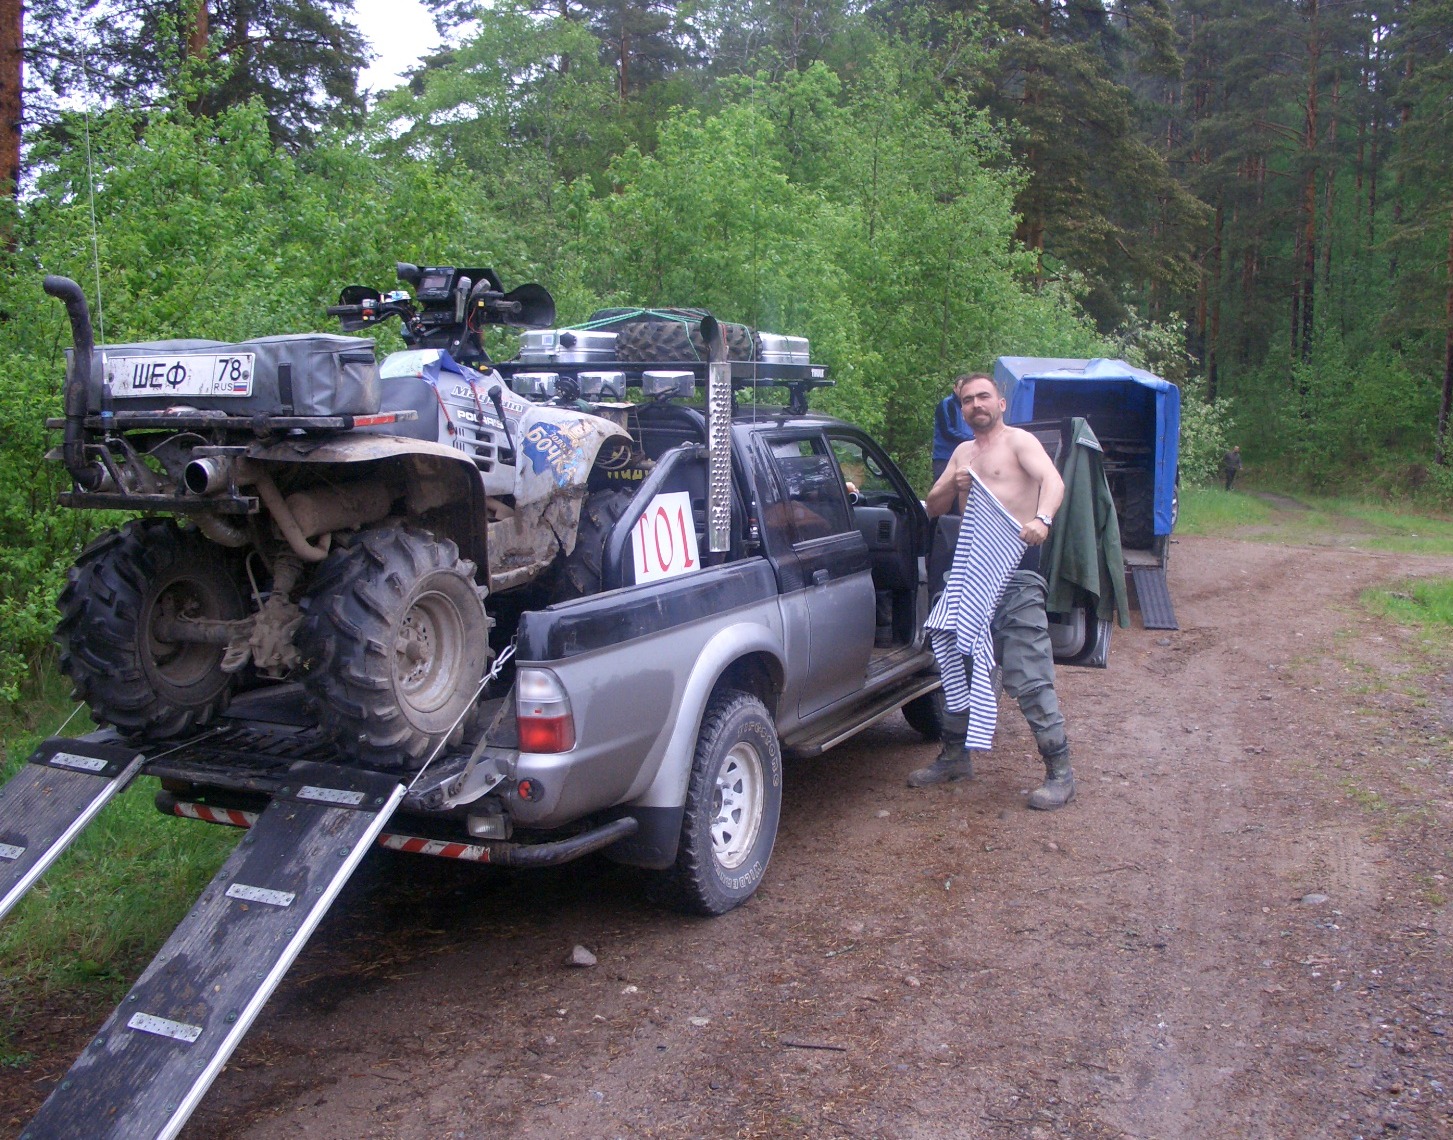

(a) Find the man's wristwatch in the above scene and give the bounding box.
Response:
[1034,513,1054,528]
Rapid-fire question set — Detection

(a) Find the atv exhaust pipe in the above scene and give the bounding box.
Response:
[42,275,103,490]
[184,456,232,496]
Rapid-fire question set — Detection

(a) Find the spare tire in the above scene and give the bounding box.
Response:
[613,309,755,362]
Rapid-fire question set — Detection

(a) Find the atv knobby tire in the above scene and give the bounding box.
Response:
[902,688,947,741]
[553,488,637,600]
[298,526,490,771]
[614,310,756,363]
[56,518,247,739]
[1119,469,1156,550]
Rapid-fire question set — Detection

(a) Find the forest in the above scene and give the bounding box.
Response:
[0,0,1448,701]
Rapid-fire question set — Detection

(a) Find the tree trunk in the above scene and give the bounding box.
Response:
[0,0,20,198]
[1208,203,1223,400]
[1297,0,1320,364]
[1438,210,1453,466]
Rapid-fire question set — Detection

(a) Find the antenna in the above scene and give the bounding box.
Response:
[81,52,105,348]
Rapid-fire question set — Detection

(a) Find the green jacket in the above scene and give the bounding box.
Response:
[1042,418,1130,628]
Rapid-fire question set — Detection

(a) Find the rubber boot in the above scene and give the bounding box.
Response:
[1027,745,1075,810]
[907,730,975,787]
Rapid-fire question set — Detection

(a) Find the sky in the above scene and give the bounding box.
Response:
[353,0,441,93]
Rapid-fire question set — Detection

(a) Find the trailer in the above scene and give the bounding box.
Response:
[994,357,1181,630]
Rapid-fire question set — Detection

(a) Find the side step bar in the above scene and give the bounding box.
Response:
[0,738,146,923]
[20,761,405,1140]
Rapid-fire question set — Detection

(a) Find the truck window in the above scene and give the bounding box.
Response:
[765,436,852,543]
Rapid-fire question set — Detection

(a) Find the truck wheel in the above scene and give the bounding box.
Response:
[298,526,490,771]
[1119,470,1155,550]
[56,519,246,739]
[901,688,946,741]
[552,487,636,600]
[662,690,782,916]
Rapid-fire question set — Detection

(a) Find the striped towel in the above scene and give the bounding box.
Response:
[925,472,1027,749]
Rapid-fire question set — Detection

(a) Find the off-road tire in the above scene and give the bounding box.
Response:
[552,488,637,600]
[614,311,756,363]
[902,688,947,741]
[659,689,782,916]
[56,519,247,739]
[297,526,490,771]
[1119,469,1155,550]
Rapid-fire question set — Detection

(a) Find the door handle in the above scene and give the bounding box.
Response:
[812,568,830,586]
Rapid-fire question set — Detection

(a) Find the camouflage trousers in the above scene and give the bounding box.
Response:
[943,570,1068,758]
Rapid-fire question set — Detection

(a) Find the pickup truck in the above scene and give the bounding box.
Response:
[138,386,946,917]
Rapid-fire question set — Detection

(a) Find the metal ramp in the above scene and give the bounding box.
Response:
[20,760,405,1140]
[0,737,146,922]
[1130,564,1178,630]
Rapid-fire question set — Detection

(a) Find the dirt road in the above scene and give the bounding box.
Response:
[10,512,1453,1138]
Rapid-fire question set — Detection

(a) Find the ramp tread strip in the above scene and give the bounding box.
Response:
[0,750,146,923]
[22,771,404,1140]
[1130,565,1179,630]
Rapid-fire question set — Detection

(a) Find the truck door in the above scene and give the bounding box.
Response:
[758,432,875,716]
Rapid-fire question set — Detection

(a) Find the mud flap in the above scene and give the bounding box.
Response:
[20,762,406,1140]
[0,738,146,923]
[1130,564,1178,630]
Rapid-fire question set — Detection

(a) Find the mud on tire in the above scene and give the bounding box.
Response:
[552,488,637,600]
[658,689,782,916]
[56,518,248,739]
[297,526,490,771]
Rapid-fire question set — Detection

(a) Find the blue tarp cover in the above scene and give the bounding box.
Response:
[992,357,1180,537]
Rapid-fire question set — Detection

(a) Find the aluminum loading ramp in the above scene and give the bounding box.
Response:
[17,759,405,1140]
[0,738,146,922]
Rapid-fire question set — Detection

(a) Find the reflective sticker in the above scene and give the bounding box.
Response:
[297,785,366,806]
[127,1012,203,1043]
[226,883,296,908]
[0,842,24,861]
[50,752,108,773]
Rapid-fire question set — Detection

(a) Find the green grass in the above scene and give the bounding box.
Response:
[1175,487,1274,535]
[1363,578,1453,633]
[0,671,238,1025]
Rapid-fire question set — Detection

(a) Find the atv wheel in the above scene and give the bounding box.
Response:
[552,488,637,600]
[56,519,247,739]
[1119,469,1155,550]
[298,526,490,771]
[615,311,755,362]
[659,689,782,916]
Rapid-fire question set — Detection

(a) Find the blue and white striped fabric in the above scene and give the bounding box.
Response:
[925,472,1028,749]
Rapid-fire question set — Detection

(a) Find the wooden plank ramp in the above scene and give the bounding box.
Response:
[20,761,405,1140]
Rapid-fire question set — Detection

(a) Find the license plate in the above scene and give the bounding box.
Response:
[106,353,256,398]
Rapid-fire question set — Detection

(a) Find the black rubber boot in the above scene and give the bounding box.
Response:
[908,730,975,787]
[1027,745,1075,810]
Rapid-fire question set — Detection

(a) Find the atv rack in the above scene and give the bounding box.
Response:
[493,357,832,415]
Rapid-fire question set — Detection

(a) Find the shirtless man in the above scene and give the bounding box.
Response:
[910,372,1077,810]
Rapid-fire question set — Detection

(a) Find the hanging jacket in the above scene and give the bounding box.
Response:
[1042,418,1130,628]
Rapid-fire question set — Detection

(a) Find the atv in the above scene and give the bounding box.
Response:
[44,265,631,770]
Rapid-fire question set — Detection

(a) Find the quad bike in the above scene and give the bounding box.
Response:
[44,265,631,770]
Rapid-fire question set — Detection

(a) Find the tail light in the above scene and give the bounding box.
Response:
[516,668,576,753]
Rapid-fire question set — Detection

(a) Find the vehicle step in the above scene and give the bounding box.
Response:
[783,675,941,758]
[20,761,405,1140]
[0,737,146,923]
[1129,564,1178,630]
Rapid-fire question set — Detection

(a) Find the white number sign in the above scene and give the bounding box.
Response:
[631,491,701,583]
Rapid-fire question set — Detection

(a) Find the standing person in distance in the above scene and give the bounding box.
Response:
[932,374,977,480]
[1222,445,1242,491]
